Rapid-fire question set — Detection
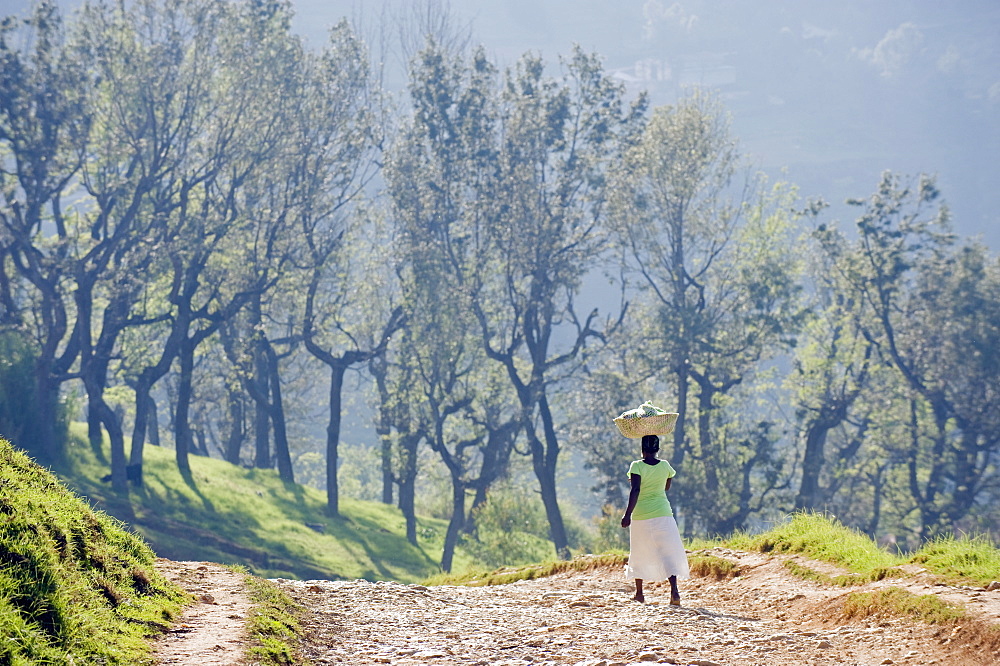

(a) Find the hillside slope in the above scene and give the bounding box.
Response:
[56,430,474,581]
[0,438,186,665]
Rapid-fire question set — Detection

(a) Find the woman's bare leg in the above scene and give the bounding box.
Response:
[634,579,644,602]
[669,575,680,605]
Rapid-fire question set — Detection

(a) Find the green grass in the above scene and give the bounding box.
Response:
[0,437,187,665]
[910,534,1000,586]
[689,553,741,579]
[430,511,1000,594]
[782,560,883,586]
[842,586,966,624]
[725,512,1000,590]
[727,512,900,573]
[56,424,474,582]
[423,552,628,587]
[235,566,307,666]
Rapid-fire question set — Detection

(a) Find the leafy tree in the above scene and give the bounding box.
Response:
[480,47,644,558]
[389,39,642,558]
[610,92,804,535]
[260,15,400,516]
[69,0,236,489]
[815,172,1000,538]
[789,203,876,512]
[0,329,67,449]
[370,341,425,543]
[81,0,305,480]
[0,1,90,463]
[387,40,520,568]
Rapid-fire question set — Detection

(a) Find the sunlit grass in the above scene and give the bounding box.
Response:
[782,560,886,586]
[233,565,306,666]
[724,512,999,590]
[842,586,965,624]
[58,424,473,582]
[0,438,186,665]
[689,553,741,579]
[910,534,1000,586]
[726,512,899,573]
[423,552,628,587]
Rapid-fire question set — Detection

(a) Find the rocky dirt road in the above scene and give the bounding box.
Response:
[154,560,252,665]
[157,549,1000,666]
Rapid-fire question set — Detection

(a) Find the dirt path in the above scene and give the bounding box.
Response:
[153,550,1000,666]
[153,559,253,665]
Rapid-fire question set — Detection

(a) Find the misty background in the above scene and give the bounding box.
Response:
[286,0,998,245]
[8,0,996,242]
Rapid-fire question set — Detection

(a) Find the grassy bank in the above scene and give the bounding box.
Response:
[0,438,187,665]
[56,426,474,581]
[727,512,1000,586]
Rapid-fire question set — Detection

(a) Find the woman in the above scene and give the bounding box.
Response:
[620,434,689,604]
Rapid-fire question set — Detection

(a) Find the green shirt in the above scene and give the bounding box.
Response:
[627,459,676,520]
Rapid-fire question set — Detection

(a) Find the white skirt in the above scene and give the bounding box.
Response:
[626,516,690,581]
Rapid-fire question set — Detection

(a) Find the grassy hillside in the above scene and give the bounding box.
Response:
[56,426,474,581]
[725,512,1000,587]
[0,438,186,665]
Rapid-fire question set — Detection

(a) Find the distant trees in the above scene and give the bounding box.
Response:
[387,38,645,561]
[1,0,998,559]
[805,173,1000,541]
[608,93,805,536]
[0,1,90,465]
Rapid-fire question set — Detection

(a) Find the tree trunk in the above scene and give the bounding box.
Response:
[370,354,396,505]
[129,380,150,467]
[174,337,195,475]
[87,402,103,458]
[225,389,244,465]
[441,474,466,572]
[672,363,689,469]
[253,340,271,468]
[795,417,836,510]
[128,317,186,480]
[465,421,517,535]
[34,366,64,464]
[266,344,294,483]
[866,467,885,538]
[93,395,127,493]
[193,427,210,456]
[391,433,419,546]
[535,395,570,560]
[147,394,160,448]
[696,381,718,494]
[128,376,164,481]
[326,363,347,517]
[379,417,394,506]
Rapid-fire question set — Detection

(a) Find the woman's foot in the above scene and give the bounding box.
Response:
[669,594,681,606]
[633,579,644,603]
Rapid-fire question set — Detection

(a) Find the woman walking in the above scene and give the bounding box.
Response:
[620,433,689,604]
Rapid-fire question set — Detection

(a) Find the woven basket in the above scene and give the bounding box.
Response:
[614,412,679,439]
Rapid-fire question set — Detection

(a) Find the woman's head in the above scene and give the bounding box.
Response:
[641,434,659,454]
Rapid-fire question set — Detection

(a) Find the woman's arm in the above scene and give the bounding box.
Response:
[665,477,672,493]
[621,474,642,527]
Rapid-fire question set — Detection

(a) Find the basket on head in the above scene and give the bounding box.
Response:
[614,412,679,439]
